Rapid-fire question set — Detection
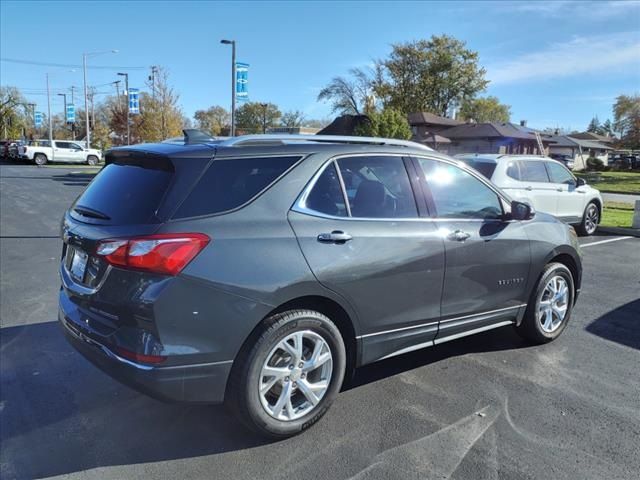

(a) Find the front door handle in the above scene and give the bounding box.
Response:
[525,186,533,191]
[318,230,352,244]
[556,187,563,192]
[447,230,471,242]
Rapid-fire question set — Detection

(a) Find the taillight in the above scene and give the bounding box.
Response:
[96,233,210,275]
[114,346,167,364]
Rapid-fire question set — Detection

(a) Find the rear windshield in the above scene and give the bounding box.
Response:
[72,163,173,224]
[173,156,301,218]
[461,160,496,179]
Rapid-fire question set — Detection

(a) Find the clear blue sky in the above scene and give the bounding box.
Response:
[2,0,639,131]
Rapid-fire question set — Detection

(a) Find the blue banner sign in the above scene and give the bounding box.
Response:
[34,111,43,128]
[66,104,75,124]
[128,88,140,115]
[236,62,249,100]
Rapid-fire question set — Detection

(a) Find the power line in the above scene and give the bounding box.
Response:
[0,57,147,70]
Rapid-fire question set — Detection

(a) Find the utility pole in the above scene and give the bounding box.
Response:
[46,72,55,162]
[220,39,236,136]
[149,65,158,100]
[117,72,130,145]
[70,86,76,139]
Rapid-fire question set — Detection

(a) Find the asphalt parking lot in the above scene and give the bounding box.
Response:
[1,162,638,480]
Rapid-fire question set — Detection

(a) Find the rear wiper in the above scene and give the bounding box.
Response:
[73,205,111,220]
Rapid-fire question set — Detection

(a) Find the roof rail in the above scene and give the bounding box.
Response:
[218,134,433,151]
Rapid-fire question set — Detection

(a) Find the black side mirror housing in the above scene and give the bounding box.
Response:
[576,177,586,187]
[510,200,535,221]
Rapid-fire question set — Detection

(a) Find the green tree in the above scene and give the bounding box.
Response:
[281,110,305,128]
[599,119,614,137]
[194,105,230,135]
[317,67,377,115]
[354,108,412,139]
[587,116,601,133]
[458,96,511,123]
[377,35,488,116]
[235,102,281,134]
[613,94,640,148]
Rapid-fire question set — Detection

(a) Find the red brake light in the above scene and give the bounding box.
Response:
[96,233,210,275]
[114,346,167,364]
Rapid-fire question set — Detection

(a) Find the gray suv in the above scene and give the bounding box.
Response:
[59,134,582,437]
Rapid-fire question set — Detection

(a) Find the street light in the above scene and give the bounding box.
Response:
[83,49,118,148]
[220,39,236,136]
[57,93,67,125]
[117,72,129,145]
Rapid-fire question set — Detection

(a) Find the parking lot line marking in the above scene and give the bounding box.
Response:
[581,236,633,248]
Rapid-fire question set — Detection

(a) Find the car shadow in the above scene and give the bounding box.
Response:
[0,320,527,478]
[50,172,96,187]
[585,298,640,350]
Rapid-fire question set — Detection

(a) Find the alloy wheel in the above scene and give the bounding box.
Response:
[585,205,599,235]
[538,275,569,333]
[259,330,333,421]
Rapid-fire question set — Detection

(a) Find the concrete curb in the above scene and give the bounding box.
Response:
[596,226,640,238]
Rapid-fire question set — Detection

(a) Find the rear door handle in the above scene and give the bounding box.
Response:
[318,231,352,243]
[525,186,533,191]
[447,230,471,242]
[556,188,563,192]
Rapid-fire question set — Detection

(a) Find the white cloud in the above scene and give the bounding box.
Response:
[488,32,640,85]
[510,0,640,19]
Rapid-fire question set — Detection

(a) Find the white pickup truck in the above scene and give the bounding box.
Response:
[19,140,102,166]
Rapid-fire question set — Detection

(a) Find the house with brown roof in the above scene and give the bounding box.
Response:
[407,112,461,150]
[438,121,553,155]
[548,135,613,170]
[570,131,616,145]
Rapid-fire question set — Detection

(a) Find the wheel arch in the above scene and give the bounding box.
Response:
[547,252,581,304]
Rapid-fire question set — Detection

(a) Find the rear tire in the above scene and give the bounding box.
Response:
[577,202,599,236]
[87,155,99,166]
[226,309,346,438]
[516,262,574,344]
[34,153,47,166]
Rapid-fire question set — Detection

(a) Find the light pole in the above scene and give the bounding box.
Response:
[46,73,53,158]
[83,49,118,148]
[117,72,130,145]
[220,39,236,136]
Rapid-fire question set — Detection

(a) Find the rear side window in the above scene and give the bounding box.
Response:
[304,163,347,217]
[73,163,174,224]
[462,160,496,179]
[519,161,549,182]
[174,156,300,218]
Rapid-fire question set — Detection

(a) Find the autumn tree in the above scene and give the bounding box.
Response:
[1,86,29,139]
[136,66,184,142]
[235,102,281,134]
[613,94,640,148]
[194,105,230,135]
[458,96,511,123]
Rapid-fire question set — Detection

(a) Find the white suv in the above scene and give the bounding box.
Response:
[457,154,603,235]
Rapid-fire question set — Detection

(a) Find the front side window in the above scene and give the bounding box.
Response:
[417,158,503,220]
[545,161,575,185]
[519,161,550,183]
[336,156,418,218]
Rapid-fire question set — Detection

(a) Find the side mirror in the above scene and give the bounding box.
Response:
[576,177,586,187]
[510,200,535,221]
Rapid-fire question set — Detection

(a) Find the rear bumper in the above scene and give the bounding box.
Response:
[58,300,233,404]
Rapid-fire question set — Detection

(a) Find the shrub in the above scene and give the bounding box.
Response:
[586,156,605,171]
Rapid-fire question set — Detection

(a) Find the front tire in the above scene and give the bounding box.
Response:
[227,309,346,438]
[87,155,99,166]
[516,262,574,344]
[34,153,47,166]
[577,202,599,236]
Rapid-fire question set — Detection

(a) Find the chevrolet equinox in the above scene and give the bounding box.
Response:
[59,133,582,438]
